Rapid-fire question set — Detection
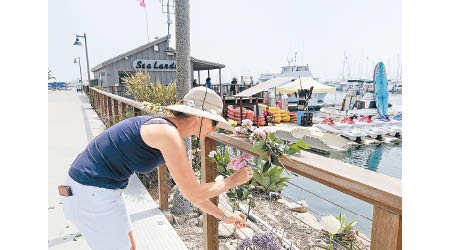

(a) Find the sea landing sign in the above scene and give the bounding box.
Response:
[133,60,176,71]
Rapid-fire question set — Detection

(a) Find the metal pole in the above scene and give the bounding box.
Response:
[77,58,83,84]
[175,0,191,101]
[82,33,91,87]
[219,68,222,96]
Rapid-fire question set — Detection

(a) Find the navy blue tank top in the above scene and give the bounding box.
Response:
[69,115,176,189]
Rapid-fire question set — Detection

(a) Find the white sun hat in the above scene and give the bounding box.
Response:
[165,87,235,132]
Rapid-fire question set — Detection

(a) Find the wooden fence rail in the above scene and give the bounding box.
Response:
[83,86,402,250]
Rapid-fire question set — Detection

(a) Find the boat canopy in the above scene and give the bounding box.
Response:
[234,77,295,97]
[276,77,336,94]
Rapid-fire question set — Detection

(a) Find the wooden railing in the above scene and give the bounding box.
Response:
[83,85,402,250]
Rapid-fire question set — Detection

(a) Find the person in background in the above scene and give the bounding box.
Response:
[230,77,237,95]
[206,77,212,89]
[192,79,198,88]
[239,75,246,92]
[249,76,254,86]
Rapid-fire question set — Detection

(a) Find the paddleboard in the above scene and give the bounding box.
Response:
[373,62,389,116]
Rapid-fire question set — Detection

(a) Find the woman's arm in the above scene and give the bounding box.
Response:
[141,124,252,204]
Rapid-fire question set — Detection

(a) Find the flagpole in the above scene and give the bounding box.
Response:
[144,4,150,42]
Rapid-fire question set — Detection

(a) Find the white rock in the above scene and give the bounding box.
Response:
[293,212,323,230]
[234,227,254,240]
[277,198,289,205]
[224,242,237,250]
[219,223,235,238]
[197,215,203,227]
[285,200,308,213]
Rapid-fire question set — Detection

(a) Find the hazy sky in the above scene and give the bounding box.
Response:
[49,0,401,83]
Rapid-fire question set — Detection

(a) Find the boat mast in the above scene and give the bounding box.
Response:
[342,51,346,81]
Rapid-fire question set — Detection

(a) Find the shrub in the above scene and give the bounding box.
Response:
[122,71,177,105]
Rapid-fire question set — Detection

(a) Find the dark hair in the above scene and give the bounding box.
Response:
[171,110,191,118]
[206,77,211,81]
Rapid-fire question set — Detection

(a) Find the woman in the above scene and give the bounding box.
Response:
[60,87,252,250]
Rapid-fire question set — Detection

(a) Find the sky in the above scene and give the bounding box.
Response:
[48,0,401,84]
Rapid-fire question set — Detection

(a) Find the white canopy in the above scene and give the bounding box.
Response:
[234,77,295,97]
[276,77,336,94]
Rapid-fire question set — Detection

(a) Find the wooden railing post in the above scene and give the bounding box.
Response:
[121,102,127,121]
[158,164,169,211]
[371,206,402,250]
[102,94,107,119]
[113,99,119,124]
[107,96,113,127]
[200,137,219,250]
[133,107,140,117]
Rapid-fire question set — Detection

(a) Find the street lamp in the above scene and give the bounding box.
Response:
[73,33,91,87]
[74,57,83,91]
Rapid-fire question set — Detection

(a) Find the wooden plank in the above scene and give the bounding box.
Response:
[158,164,169,211]
[102,95,107,119]
[107,96,113,127]
[120,102,127,121]
[113,99,119,124]
[201,137,219,250]
[370,206,401,250]
[207,132,402,214]
[133,107,140,117]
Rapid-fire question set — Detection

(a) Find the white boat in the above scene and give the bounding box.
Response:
[258,64,335,108]
[319,90,402,120]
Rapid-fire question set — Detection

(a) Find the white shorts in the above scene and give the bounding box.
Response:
[61,175,133,250]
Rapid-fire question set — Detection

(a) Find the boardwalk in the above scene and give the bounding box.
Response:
[48,90,187,250]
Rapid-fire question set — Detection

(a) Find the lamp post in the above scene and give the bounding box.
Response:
[73,33,91,87]
[74,57,83,84]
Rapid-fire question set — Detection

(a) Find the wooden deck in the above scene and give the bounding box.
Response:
[48,90,187,249]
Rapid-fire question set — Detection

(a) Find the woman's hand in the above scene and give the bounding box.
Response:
[224,211,247,229]
[230,167,253,186]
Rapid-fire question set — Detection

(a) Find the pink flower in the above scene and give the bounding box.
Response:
[241,153,253,162]
[237,161,246,170]
[258,130,266,139]
[242,119,253,127]
[227,158,237,169]
[240,127,247,134]
[264,127,272,134]
[188,150,194,160]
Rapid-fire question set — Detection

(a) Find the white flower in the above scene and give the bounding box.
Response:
[320,215,341,235]
[208,150,217,158]
[187,100,195,107]
[215,175,224,182]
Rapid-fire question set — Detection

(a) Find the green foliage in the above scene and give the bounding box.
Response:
[336,213,357,234]
[208,149,256,212]
[251,162,290,194]
[122,71,177,105]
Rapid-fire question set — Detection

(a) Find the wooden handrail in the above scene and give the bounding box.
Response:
[208,132,402,214]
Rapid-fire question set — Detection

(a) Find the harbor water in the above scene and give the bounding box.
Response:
[281,91,402,237]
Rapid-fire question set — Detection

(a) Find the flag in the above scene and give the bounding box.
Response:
[139,0,146,7]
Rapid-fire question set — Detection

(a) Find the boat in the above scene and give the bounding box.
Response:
[258,64,335,109]
[319,62,402,119]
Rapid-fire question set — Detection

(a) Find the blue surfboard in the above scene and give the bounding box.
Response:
[373,62,389,116]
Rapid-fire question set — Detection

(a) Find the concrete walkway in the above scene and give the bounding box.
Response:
[48,90,187,250]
